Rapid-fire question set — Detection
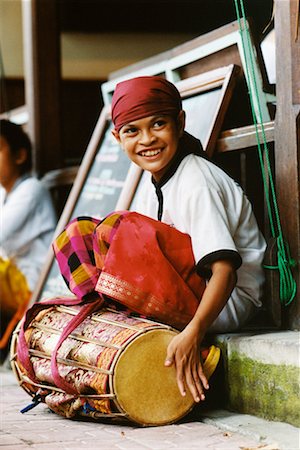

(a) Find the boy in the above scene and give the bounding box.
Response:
[110,75,266,402]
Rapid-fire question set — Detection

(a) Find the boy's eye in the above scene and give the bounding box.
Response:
[153,119,166,128]
[123,126,137,135]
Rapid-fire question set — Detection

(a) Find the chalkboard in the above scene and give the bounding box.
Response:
[32,107,132,301]
[71,122,130,219]
[183,90,223,144]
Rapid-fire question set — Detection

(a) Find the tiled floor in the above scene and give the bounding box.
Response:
[0,368,265,450]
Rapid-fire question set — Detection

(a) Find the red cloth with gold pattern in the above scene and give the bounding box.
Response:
[54,211,206,330]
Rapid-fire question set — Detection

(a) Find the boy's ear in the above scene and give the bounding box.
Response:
[111,129,121,144]
[15,148,27,166]
[177,110,185,136]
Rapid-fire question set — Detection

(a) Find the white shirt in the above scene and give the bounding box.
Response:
[0,175,57,291]
[135,154,266,309]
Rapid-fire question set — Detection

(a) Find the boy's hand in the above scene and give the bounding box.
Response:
[164,323,209,403]
[164,260,236,403]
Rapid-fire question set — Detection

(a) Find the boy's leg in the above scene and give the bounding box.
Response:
[208,293,259,333]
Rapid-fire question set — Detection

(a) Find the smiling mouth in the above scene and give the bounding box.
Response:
[139,149,162,157]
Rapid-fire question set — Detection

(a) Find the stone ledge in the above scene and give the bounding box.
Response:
[200,409,300,450]
[213,331,300,428]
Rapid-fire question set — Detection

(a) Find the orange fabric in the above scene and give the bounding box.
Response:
[0,299,30,349]
[0,257,31,349]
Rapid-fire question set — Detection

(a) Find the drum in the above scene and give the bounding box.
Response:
[11,305,220,426]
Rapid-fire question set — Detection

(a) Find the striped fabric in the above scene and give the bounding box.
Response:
[53,212,129,300]
[93,211,129,270]
[53,216,100,300]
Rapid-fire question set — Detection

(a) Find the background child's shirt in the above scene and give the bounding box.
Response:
[0,175,56,290]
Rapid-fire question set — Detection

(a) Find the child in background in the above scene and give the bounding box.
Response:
[0,120,56,354]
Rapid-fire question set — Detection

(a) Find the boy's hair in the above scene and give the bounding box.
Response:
[0,119,33,174]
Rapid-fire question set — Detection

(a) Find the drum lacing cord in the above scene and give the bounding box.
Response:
[50,295,105,395]
[82,402,97,414]
[234,0,297,306]
[17,293,105,396]
[20,392,43,413]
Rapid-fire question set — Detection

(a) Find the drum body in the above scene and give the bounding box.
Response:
[11,306,219,426]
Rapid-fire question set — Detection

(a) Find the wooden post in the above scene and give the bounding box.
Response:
[275,0,300,329]
[22,0,62,176]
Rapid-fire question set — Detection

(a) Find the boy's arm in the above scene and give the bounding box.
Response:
[165,259,237,402]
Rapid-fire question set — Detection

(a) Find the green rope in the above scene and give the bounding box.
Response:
[233,0,297,306]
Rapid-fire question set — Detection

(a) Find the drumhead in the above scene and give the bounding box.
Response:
[113,329,194,426]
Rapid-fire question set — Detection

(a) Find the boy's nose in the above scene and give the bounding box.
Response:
[139,130,155,146]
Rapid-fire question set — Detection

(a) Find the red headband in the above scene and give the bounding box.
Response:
[111,76,182,132]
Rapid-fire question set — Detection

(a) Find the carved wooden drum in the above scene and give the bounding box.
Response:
[11,306,219,426]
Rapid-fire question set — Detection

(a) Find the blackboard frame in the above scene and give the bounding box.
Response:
[102,19,274,127]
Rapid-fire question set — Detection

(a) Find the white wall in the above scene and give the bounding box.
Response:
[0,0,24,77]
[261,29,276,84]
[0,0,195,80]
[61,32,195,80]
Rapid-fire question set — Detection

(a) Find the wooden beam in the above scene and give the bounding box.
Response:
[275,0,300,329]
[216,121,274,152]
[22,0,62,176]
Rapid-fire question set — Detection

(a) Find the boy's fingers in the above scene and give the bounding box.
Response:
[164,358,173,366]
[164,346,175,366]
[198,365,209,390]
[186,369,201,402]
[192,366,205,401]
[176,366,186,397]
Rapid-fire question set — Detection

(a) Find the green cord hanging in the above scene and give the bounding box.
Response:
[233,0,297,306]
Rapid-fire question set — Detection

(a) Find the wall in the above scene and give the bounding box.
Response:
[0,0,24,78]
[0,0,195,81]
[0,0,195,165]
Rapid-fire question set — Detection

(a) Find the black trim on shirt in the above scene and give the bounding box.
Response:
[196,249,242,278]
[155,184,164,221]
[152,131,207,190]
[151,131,207,220]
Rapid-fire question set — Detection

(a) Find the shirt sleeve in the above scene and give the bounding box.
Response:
[185,186,242,276]
[0,180,49,255]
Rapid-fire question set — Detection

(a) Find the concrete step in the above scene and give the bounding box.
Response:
[213,331,300,428]
[200,409,300,450]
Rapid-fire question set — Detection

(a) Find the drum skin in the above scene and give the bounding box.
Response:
[11,306,220,426]
[113,329,194,425]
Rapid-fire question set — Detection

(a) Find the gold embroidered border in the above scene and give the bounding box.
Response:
[96,272,192,325]
[96,272,163,312]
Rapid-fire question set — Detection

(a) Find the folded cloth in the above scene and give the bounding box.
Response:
[53,211,206,330]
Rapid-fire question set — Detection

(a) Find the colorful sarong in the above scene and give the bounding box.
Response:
[53,211,206,330]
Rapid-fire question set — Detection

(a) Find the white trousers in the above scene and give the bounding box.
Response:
[208,290,261,333]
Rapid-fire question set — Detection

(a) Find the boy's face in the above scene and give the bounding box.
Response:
[112,111,185,182]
